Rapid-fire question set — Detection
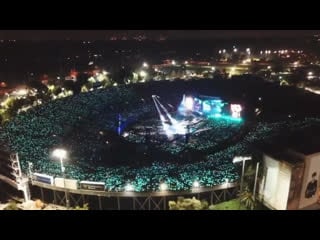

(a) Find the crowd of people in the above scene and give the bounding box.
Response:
[1,83,319,192]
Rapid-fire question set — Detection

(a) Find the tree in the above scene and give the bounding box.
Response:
[27,80,48,94]
[288,69,305,86]
[76,73,90,88]
[71,203,89,210]
[270,56,285,73]
[169,197,209,210]
[63,72,90,95]
[4,200,19,210]
[239,189,256,210]
[112,66,133,85]
[249,62,262,74]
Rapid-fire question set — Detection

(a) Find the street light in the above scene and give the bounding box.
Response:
[253,162,260,200]
[159,182,168,191]
[52,148,69,208]
[233,156,252,193]
[53,149,67,173]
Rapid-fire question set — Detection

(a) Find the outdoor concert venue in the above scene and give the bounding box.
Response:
[1,79,320,195]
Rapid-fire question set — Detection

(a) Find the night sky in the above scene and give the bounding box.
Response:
[0,30,318,40]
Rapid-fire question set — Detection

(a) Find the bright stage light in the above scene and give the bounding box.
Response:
[231,104,242,118]
[185,97,194,110]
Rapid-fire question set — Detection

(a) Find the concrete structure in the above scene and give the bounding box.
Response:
[258,126,320,210]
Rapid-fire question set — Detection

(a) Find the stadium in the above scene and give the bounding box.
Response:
[1,78,320,209]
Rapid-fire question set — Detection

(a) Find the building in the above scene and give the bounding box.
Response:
[257,125,320,210]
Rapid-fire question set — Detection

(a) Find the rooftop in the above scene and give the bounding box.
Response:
[257,123,320,164]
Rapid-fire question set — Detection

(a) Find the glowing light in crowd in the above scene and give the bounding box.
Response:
[193,180,200,188]
[171,60,176,65]
[125,183,134,192]
[159,182,168,191]
[203,102,211,112]
[231,104,242,118]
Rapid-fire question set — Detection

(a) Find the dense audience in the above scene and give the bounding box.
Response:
[1,85,319,192]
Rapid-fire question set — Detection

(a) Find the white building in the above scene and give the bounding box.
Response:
[258,127,320,210]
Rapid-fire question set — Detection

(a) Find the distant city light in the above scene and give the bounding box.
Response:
[139,70,147,78]
[14,89,28,96]
[211,67,216,71]
[143,62,148,68]
[171,60,176,65]
[308,72,313,76]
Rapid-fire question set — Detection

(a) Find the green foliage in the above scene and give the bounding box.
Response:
[210,199,247,210]
[4,200,19,210]
[71,203,89,210]
[169,197,209,210]
[239,190,256,210]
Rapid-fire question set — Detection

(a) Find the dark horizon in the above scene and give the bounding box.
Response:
[0,30,318,40]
